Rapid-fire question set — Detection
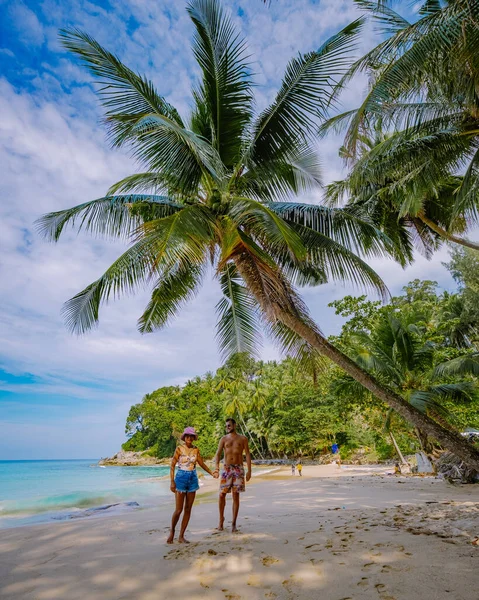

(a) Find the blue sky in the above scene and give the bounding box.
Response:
[0,0,460,459]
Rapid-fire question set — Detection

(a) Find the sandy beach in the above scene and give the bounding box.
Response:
[1,464,478,600]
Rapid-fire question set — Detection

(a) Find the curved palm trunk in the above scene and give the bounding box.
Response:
[419,214,479,251]
[276,309,479,471]
[238,413,264,459]
[389,432,408,465]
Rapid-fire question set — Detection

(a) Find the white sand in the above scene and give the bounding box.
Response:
[1,464,478,600]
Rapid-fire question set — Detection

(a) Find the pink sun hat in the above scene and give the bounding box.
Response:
[181,426,198,441]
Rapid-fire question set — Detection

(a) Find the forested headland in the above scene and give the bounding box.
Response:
[122,249,479,462]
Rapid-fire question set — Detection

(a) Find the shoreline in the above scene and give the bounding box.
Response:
[0,464,284,530]
[2,464,478,599]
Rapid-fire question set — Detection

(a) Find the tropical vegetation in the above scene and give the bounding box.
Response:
[323,0,479,253]
[37,0,479,468]
[124,271,479,460]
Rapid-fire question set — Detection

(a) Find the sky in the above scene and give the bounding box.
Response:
[0,0,462,459]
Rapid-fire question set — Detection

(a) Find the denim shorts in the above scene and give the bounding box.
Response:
[175,469,199,493]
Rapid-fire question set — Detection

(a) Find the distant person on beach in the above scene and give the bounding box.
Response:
[214,418,251,533]
[297,462,302,476]
[167,427,218,544]
[291,462,296,476]
[331,443,341,468]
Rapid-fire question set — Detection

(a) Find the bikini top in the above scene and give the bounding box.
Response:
[177,446,199,471]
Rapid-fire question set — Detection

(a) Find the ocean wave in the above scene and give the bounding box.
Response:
[0,493,120,517]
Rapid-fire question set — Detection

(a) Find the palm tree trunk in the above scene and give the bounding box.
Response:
[419,214,479,251]
[276,309,479,471]
[389,432,407,465]
[238,413,264,459]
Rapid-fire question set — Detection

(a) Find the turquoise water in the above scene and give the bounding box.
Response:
[0,459,171,528]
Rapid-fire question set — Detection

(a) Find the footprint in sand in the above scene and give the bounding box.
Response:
[357,577,369,587]
[199,575,215,588]
[262,555,280,567]
[381,565,393,573]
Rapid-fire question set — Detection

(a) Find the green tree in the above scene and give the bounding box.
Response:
[325,125,479,255]
[330,282,479,454]
[323,1,479,251]
[37,0,479,468]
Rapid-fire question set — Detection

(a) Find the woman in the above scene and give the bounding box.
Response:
[167,426,218,544]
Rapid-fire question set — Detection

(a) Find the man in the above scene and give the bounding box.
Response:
[331,443,341,468]
[213,418,251,533]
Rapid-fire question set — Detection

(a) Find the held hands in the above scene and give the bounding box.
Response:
[246,470,251,482]
[212,469,219,479]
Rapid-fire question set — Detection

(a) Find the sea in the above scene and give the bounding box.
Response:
[0,459,172,529]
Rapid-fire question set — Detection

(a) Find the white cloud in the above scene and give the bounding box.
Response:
[8,1,46,47]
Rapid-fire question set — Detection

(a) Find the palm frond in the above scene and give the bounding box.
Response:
[107,172,189,198]
[229,197,307,260]
[268,202,403,263]
[427,382,475,402]
[245,18,364,167]
[239,142,322,201]
[353,0,410,36]
[138,262,206,333]
[131,114,225,190]
[35,195,181,241]
[62,205,215,333]
[187,0,253,167]
[291,223,390,301]
[351,332,404,384]
[433,354,479,379]
[409,390,450,416]
[59,28,183,148]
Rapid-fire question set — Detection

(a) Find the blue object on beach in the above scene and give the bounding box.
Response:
[331,443,339,454]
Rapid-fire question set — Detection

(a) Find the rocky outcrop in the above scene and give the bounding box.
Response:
[99,450,167,466]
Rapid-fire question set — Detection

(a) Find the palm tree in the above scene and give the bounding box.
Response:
[37,0,479,469]
[333,311,478,452]
[322,0,479,247]
[326,123,479,256]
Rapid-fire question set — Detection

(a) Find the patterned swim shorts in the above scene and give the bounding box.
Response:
[220,464,245,494]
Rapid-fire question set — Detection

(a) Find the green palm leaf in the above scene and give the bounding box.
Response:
[245,18,364,167]
[291,223,389,300]
[230,197,307,260]
[409,390,450,416]
[239,142,322,202]
[59,28,183,148]
[36,195,181,241]
[187,0,253,168]
[131,114,225,190]
[62,205,215,334]
[138,262,206,334]
[433,354,479,379]
[268,202,400,262]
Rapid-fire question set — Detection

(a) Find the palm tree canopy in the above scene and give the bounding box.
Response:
[37,0,400,361]
[322,0,479,229]
[325,122,477,259]
[336,311,477,418]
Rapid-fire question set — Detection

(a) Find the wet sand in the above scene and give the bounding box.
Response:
[1,464,478,599]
